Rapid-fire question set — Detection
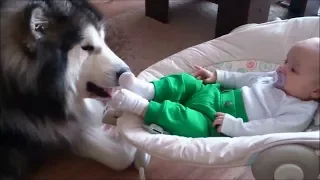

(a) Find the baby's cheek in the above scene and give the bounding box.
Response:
[296,80,310,94]
[285,77,298,91]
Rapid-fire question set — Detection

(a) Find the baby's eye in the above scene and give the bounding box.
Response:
[284,60,288,64]
[291,68,295,73]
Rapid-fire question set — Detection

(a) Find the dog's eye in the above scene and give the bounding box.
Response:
[81,45,94,51]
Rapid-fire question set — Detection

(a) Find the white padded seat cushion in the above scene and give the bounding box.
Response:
[117,17,320,167]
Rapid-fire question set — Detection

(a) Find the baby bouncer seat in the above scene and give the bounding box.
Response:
[116,16,320,180]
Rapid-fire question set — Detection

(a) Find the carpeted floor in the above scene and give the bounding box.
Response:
[30,0,294,179]
[94,0,288,75]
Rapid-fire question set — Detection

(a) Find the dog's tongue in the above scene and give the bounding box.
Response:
[104,88,114,97]
[104,87,121,97]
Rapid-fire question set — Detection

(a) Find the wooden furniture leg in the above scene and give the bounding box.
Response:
[215,0,271,37]
[145,0,169,23]
[289,0,308,16]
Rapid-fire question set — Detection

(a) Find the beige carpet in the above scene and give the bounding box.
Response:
[94,0,287,75]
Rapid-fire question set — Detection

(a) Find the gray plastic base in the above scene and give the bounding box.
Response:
[252,144,319,180]
[134,151,151,180]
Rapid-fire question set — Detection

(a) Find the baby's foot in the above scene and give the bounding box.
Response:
[119,72,155,100]
[110,89,149,116]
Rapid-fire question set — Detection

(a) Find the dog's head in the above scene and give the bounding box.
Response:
[0,0,130,102]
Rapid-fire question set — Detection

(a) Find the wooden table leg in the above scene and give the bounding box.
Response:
[288,0,308,16]
[215,0,271,38]
[145,0,169,23]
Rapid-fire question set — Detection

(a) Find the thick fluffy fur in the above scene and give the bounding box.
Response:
[0,0,136,179]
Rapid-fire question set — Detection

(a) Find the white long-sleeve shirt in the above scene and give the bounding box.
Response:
[215,70,319,137]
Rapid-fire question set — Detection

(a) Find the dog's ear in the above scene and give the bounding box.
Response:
[25,3,49,40]
[21,3,50,55]
[30,6,49,40]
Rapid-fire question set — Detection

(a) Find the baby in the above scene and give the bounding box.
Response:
[110,37,320,138]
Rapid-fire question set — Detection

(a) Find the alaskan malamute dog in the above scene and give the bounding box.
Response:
[0,0,137,179]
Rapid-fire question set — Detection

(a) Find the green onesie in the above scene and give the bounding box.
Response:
[143,73,248,138]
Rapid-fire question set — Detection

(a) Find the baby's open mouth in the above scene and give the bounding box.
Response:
[86,82,113,98]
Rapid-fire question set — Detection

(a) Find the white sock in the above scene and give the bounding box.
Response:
[118,72,155,100]
[110,89,149,116]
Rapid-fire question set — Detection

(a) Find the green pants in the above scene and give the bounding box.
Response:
[144,73,248,138]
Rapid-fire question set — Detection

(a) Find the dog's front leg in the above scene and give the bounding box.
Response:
[81,98,119,126]
[102,105,123,125]
[73,125,137,171]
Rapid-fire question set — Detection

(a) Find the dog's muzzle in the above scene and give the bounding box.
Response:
[86,67,131,98]
[116,67,131,79]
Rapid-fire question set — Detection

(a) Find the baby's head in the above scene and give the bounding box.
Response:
[275,37,320,101]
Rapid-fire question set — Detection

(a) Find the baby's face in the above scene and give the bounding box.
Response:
[275,38,320,100]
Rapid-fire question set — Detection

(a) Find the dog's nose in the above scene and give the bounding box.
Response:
[116,67,131,79]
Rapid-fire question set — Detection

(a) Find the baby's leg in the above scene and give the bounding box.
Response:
[145,100,211,137]
[119,72,204,104]
[110,88,210,138]
[119,72,155,100]
[110,89,149,116]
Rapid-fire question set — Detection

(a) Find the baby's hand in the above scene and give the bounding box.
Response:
[191,65,217,83]
[213,112,225,133]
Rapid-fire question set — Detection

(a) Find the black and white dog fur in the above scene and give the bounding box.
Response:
[0,0,137,179]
